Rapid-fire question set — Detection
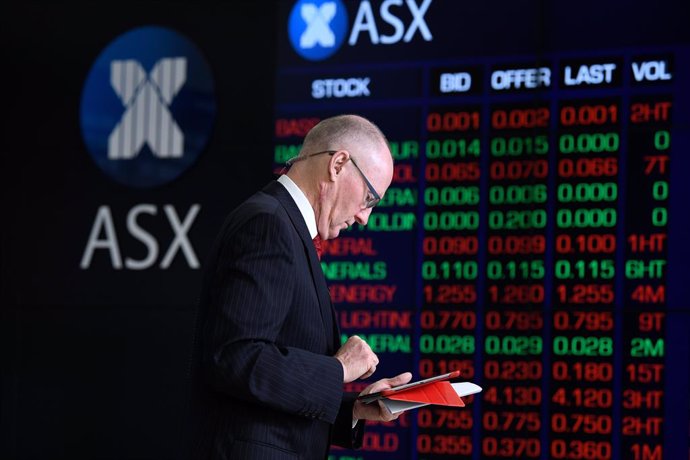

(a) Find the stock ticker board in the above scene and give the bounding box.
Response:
[273,1,689,459]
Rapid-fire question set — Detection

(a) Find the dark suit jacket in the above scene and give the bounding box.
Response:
[184,181,364,460]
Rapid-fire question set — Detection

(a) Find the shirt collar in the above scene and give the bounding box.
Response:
[277,175,318,239]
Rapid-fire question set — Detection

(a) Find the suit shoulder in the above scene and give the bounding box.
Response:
[218,190,290,237]
[242,189,283,214]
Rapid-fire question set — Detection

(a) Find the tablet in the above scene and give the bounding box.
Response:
[357,370,461,404]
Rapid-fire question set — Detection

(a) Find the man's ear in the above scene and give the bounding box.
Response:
[328,150,350,181]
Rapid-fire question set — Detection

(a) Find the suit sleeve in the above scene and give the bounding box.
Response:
[202,211,344,424]
[331,392,366,449]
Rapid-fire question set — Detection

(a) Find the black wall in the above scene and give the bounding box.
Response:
[1,3,277,459]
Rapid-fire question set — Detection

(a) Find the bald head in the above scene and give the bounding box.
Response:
[301,114,390,161]
[287,113,393,189]
[286,114,395,239]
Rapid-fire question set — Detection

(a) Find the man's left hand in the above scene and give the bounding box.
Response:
[352,372,413,422]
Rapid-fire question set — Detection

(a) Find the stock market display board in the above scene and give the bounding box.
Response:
[273,1,689,459]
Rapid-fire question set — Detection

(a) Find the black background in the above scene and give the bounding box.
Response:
[1,2,277,459]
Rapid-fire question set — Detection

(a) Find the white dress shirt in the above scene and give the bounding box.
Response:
[277,174,318,239]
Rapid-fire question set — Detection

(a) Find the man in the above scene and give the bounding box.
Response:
[187,114,412,459]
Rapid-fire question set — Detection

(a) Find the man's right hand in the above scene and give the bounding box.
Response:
[334,335,379,383]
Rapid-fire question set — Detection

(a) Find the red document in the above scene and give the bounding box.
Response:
[358,371,482,414]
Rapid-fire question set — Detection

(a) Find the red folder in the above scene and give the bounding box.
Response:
[384,380,465,407]
[381,381,482,414]
[358,370,460,404]
[358,371,483,414]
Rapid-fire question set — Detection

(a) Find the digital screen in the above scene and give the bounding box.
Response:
[273,1,689,458]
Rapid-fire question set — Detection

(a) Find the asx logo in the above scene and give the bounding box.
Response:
[288,0,433,61]
[80,26,216,188]
[107,58,186,161]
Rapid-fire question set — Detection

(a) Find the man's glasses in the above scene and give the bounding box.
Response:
[286,150,381,208]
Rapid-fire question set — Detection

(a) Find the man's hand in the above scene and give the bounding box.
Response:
[334,336,379,383]
[353,372,413,422]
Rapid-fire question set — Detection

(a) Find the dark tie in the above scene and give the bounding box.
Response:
[312,234,324,260]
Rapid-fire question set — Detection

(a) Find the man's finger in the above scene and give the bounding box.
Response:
[361,365,377,380]
[387,371,412,386]
[377,399,402,421]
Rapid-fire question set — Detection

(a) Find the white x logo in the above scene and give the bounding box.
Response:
[108,58,187,160]
[300,2,337,48]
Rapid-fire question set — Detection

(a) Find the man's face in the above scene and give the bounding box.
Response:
[318,150,393,240]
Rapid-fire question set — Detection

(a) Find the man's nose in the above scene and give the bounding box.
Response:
[354,207,373,226]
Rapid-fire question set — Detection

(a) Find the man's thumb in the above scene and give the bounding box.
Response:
[389,372,413,386]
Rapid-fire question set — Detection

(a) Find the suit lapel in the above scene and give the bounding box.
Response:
[263,181,338,354]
